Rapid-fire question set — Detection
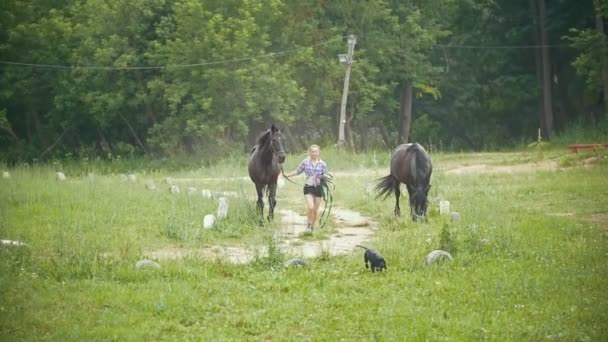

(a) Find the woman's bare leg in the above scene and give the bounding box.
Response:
[312,196,322,226]
[305,194,315,227]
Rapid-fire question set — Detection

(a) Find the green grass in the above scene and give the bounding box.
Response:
[1,149,607,340]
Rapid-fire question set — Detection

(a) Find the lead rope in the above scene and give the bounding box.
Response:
[318,173,334,229]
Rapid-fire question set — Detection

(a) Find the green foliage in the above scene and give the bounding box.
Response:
[0,0,605,161]
[438,223,457,254]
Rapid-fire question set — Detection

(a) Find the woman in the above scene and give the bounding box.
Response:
[285,144,328,232]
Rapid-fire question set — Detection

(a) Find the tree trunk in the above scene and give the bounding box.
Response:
[119,113,147,154]
[531,0,546,137]
[359,118,369,151]
[398,81,413,144]
[594,0,608,117]
[538,0,554,139]
[345,109,355,150]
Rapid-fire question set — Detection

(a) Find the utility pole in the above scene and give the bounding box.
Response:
[337,35,356,148]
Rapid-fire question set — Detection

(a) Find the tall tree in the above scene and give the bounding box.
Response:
[537,0,555,138]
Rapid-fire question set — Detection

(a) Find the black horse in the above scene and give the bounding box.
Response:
[248,124,286,223]
[375,143,433,221]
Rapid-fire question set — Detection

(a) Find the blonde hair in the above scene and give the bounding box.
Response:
[308,144,320,153]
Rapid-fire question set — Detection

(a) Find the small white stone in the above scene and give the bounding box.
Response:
[203,214,216,229]
[424,250,453,265]
[365,184,374,195]
[201,189,213,198]
[439,200,450,215]
[284,259,307,268]
[450,212,460,222]
[217,197,228,219]
[56,172,66,181]
[2,171,10,178]
[1,239,26,247]
[135,259,160,269]
[169,185,180,194]
[146,181,156,191]
[127,174,137,182]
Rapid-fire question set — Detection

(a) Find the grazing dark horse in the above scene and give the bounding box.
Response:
[248,124,286,223]
[375,143,433,221]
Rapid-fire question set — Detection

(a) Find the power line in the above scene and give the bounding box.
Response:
[435,43,574,49]
[0,37,343,71]
[1,39,597,70]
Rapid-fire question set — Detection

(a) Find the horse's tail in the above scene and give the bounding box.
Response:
[355,245,368,250]
[374,174,398,199]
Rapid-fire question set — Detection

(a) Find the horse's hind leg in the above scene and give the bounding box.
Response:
[267,183,277,220]
[255,184,265,225]
[394,185,401,217]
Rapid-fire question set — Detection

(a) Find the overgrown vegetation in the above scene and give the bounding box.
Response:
[1,146,607,340]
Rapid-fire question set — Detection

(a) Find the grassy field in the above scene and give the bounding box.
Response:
[1,147,607,340]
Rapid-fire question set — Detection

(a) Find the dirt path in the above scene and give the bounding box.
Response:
[277,207,377,258]
[145,206,378,264]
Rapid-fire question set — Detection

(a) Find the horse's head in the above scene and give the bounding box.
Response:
[269,124,286,164]
[409,184,431,221]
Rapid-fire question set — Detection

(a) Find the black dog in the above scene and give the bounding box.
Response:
[356,245,386,272]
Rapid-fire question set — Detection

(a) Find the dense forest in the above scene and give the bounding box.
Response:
[1,0,607,161]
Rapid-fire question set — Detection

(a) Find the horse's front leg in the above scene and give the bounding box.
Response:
[267,183,277,220]
[255,184,265,225]
[394,186,401,217]
[407,187,417,221]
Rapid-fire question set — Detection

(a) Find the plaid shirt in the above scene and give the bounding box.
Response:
[296,158,328,186]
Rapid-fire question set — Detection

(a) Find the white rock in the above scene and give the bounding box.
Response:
[146,181,156,191]
[135,259,160,269]
[365,184,375,195]
[222,191,238,198]
[201,189,213,198]
[87,172,95,181]
[127,174,137,182]
[217,197,228,219]
[203,214,216,229]
[439,200,450,215]
[284,259,307,268]
[169,185,180,194]
[1,239,26,247]
[56,172,66,181]
[425,250,453,265]
[163,177,173,185]
[450,212,460,222]
[2,171,10,178]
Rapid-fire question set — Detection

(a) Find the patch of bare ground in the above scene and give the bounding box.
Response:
[144,206,378,264]
[583,214,608,237]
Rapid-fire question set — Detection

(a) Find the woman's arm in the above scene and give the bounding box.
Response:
[286,160,305,178]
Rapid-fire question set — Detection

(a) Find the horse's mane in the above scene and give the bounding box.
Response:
[254,129,271,147]
[407,144,431,186]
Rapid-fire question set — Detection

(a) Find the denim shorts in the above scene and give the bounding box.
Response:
[303,185,323,198]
